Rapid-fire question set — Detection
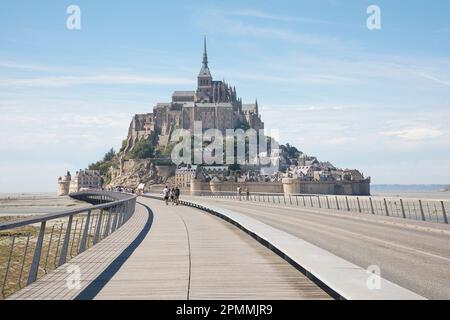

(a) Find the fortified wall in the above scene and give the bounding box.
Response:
[190,177,370,196]
[282,178,370,196]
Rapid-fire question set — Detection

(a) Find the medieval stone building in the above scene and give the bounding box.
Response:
[58,170,102,196]
[125,38,264,152]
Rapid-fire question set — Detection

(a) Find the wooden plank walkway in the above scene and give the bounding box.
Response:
[8,197,331,300]
[7,202,152,300]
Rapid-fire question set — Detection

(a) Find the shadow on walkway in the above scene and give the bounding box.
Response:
[75,201,154,300]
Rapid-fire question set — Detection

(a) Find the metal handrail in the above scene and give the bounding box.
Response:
[0,191,137,299]
[145,190,449,225]
[0,191,135,231]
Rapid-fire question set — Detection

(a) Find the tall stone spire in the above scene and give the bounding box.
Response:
[198,36,211,78]
[203,36,208,68]
[197,36,212,102]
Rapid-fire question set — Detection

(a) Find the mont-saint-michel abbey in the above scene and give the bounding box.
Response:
[58,39,370,197]
[125,38,264,152]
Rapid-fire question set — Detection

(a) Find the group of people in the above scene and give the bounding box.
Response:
[237,186,250,200]
[163,186,181,205]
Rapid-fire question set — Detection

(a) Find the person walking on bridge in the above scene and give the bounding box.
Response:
[163,186,170,205]
[174,186,180,205]
[170,188,175,205]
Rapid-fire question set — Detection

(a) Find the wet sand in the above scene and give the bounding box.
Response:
[372,191,450,201]
[0,193,88,217]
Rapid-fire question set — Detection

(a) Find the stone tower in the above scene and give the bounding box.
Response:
[299,153,307,166]
[58,171,71,196]
[196,37,213,102]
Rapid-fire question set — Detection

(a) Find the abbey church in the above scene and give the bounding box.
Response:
[125,38,264,151]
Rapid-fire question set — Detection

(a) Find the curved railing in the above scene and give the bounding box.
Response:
[145,189,449,225]
[0,191,137,299]
[196,191,449,224]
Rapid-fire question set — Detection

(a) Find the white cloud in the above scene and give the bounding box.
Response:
[195,11,350,50]
[416,72,450,88]
[381,127,445,141]
[230,10,297,21]
[324,136,358,145]
[0,111,131,152]
[0,74,193,88]
[228,10,336,25]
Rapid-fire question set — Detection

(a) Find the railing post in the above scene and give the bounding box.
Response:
[419,200,426,221]
[27,221,46,285]
[103,208,113,238]
[326,196,330,209]
[121,203,127,225]
[384,198,390,216]
[400,199,406,219]
[441,201,448,224]
[18,233,31,288]
[318,196,321,208]
[93,210,104,244]
[369,197,375,214]
[2,236,16,296]
[310,196,313,207]
[53,224,63,267]
[44,225,55,273]
[117,205,124,228]
[336,196,340,210]
[58,215,74,266]
[345,197,350,211]
[69,220,78,258]
[79,210,91,253]
[121,203,127,224]
[74,218,84,256]
[356,197,362,213]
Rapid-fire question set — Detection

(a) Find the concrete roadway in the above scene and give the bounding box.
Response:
[194,197,450,299]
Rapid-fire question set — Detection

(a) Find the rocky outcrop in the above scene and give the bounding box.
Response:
[107,158,176,190]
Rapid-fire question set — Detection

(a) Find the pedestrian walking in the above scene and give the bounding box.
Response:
[163,186,170,205]
[174,186,181,205]
[170,188,175,205]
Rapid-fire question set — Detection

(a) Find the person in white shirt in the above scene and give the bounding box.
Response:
[163,186,170,205]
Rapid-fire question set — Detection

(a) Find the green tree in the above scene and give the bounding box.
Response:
[282,143,301,158]
[119,139,127,152]
[88,160,111,176]
[129,138,155,159]
[103,148,116,162]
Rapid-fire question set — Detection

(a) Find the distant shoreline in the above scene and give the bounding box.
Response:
[371,184,450,193]
[0,193,87,217]
[0,192,56,199]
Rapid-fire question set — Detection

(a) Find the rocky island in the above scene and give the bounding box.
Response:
[58,39,370,196]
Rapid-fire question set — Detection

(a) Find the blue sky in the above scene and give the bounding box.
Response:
[1,0,450,192]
